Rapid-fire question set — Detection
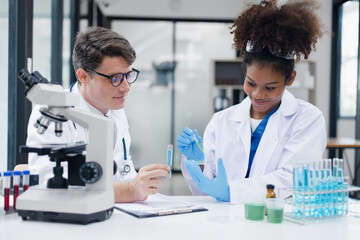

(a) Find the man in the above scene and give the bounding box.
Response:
[27,26,169,202]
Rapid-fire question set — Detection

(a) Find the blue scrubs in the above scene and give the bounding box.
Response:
[245,104,280,178]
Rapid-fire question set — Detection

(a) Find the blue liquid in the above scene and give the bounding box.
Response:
[314,183,322,218]
[303,166,310,217]
[166,147,173,179]
[292,167,303,217]
[343,182,349,214]
[333,165,338,178]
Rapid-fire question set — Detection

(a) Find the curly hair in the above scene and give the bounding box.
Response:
[230,0,325,80]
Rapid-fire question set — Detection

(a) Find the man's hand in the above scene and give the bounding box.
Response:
[129,164,170,201]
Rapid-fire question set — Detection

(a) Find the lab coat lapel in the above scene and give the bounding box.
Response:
[229,98,251,172]
[250,112,279,176]
[249,90,299,176]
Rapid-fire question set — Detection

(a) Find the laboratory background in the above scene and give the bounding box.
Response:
[0,0,360,197]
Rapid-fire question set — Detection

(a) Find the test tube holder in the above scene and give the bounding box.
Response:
[279,186,360,225]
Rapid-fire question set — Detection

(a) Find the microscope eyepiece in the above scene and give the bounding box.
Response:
[18,69,49,91]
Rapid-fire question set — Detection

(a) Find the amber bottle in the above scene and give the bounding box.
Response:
[265,184,276,215]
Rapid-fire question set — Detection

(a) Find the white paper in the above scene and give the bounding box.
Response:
[114,193,206,217]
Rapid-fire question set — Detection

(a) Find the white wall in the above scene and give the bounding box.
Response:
[102,0,334,132]
[308,0,332,136]
[107,1,356,174]
[0,0,8,172]
[98,0,245,20]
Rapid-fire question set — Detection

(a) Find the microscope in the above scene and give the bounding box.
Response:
[16,69,114,224]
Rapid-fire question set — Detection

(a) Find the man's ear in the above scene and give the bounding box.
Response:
[77,68,89,85]
[286,70,296,87]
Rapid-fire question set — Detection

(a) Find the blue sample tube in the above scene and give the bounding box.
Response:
[302,163,310,217]
[309,167,317,217]
[167,144,173,179]
[343,177,349,214]
[324,159,333,216]
[292,166,303,217]
[332,158,339,178]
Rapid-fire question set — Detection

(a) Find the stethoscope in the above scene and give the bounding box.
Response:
[70,82,131,175]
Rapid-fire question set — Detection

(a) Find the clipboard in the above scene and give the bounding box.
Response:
[114,193,208,218]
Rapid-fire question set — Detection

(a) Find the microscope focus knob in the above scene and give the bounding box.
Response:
[79,162,103,184]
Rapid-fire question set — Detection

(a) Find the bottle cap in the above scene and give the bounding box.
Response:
[23,170,30,175]
[4,171,12,177]
[266,184,275,190]
[13,171,22,176]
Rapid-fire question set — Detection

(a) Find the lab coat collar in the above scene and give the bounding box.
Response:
[278,89,300,117]
[227,89,299,176]
[71,82,110,117]
[228,89,299,122]
[71,82,129,146]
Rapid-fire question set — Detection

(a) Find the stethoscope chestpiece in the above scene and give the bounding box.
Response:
[119,162,131,175]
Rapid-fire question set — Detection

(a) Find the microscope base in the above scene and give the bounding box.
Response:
[18,207,113,225]
[16,186,114,224]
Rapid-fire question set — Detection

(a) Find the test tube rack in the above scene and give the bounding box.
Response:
[279,186,360,225]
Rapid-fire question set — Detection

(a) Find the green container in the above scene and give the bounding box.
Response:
[267,208,284,223]
[245,203,265,221]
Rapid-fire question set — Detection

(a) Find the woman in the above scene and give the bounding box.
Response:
[177,0,326,203]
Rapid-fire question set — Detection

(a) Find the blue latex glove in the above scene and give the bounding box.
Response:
[177,127,204,161]
[185,158,230,202]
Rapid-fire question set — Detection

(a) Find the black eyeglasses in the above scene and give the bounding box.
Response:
[85,68,140,87]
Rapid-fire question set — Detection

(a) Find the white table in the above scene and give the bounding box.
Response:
[1,196,360,240]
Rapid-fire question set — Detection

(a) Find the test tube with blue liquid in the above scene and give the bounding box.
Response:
[331,158,339,215]
[167,145,173,179]
[325,159,337,216]
[302,163,311,217]
[313,161,322,218]
[309,162,317,217]
[336,159,344,215]
[292,165,303,217]
[343,176,349,214]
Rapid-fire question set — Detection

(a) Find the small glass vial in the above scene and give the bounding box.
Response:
[22,170,30,192]
[265,184,276,215]
[3,171,12,212]
[12,171,22,211]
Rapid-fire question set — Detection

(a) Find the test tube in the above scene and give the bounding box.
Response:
[3,171,11,212]
[166,145,173,179]
[192,132,204,154]
[332,158,339,178]
[338,159,344,180]
[343,176,349,214]
[302,163,310,217]
[22,170,30,192]
[292,166,303,217]
[309,162,317,217]
[313,161,322,218]
[13,171,21,210]
[320,159,330,216]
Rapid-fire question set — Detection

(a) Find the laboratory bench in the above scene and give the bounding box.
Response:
[1,196,360,240]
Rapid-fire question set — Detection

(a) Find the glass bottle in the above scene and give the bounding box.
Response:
[265,184,276,215]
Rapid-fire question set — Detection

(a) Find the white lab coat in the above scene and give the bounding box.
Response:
[27,83,137,186]
[182,90,326,203]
